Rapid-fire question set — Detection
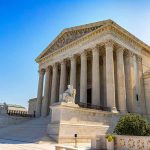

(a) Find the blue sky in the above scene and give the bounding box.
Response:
[0,0,150,108]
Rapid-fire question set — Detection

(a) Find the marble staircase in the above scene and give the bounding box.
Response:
[0,115,53,143]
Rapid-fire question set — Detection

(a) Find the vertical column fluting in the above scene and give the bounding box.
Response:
[103,54,106,107]
[133,55,138,112]
[137,57,146,114]
[105,40,117,112]
[80,51,87,103]
[92,47,100,106]
[59,60,67,100]
[36,69,45,117]
[124,51,135,112]
[41,67,51,117]
[116,47,127,113]
[70,56,76,89]
[51,63,58,104]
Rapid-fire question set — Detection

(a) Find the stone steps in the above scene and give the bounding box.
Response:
[0,116,51,143]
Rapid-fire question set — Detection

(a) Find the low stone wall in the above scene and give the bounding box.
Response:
[0,115,31,128]
[115,135,150,150]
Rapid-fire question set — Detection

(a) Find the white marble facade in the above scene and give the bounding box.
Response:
[35,20,150,117]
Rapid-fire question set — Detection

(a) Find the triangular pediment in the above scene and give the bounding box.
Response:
[36,19,150,62]
[37,20,111,60]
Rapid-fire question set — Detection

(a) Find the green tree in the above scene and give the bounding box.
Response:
[114,113,150,136]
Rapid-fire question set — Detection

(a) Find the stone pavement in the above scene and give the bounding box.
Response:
[0,116,91,150]
[0,139,55,150]
[0,116,56,150]
[0,116,51,142]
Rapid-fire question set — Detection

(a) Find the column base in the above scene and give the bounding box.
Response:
[111,107,118,113]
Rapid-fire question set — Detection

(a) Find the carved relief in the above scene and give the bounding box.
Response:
[42,26,102,58]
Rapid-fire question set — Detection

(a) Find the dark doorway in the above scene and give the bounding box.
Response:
[87,89,91,104]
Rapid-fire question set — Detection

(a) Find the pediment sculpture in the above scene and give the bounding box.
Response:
[59,85,76,103]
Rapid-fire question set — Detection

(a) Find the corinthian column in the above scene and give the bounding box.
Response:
[105,40,117,112]
[51,63,58,104]
[116,47,127,113]
[103,54,106,107]
[137,56,146,114]
[59,60,67,100]
[92,47,100,106]
[36,69,45,117]
[124,51,135,113]
[70,56,76,89]
[80,51,87,103]
[41,67,51,117]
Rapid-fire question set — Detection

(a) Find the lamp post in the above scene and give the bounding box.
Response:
[74,134,77,148]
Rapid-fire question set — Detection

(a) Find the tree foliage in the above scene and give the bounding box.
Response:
[114,113,150,136]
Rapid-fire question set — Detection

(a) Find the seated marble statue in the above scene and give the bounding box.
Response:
[60,85,76,103]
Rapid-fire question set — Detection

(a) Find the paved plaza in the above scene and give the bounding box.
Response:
[0,117,55,150]
[0,139,55,150]
[0,117,91,150]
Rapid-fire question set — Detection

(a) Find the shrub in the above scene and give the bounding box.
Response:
[114,113,150,136]
[105,134,115,142]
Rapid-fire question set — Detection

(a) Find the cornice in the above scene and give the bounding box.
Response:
[36,21,150,65]
[110,23,150,54]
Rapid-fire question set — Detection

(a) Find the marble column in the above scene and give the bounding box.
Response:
[70,56,76,89]
[36,69,45,117]
[80,51,87,103]
[59,60,67,100]
[92,47,100,106]
[103,54,106,107]
[137,57,146,114]
[133,55,138,113]
[51,63,58,104]
[41,67,51,117]
[124,51,135,112]
[105,40,117,112]
[116,47,127,113]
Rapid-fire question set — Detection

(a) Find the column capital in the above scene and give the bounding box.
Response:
[52,63,58,69]
[136,55,142,62]
[116,45,125,54]
[124,50,134,57]
[45,66,51,72]
[70,54,77,61]
[80,50,88,57]
[38,69,45,75]
[59,59,67,65]
[105,39,114,48]
[92,46,99,54]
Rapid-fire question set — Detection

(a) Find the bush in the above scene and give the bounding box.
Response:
[105,134,115,142]
[114,113,150,136]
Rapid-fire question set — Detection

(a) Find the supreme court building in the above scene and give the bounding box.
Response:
[31,20,150,142]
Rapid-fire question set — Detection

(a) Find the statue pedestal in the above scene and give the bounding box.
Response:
[47,102,121,143]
